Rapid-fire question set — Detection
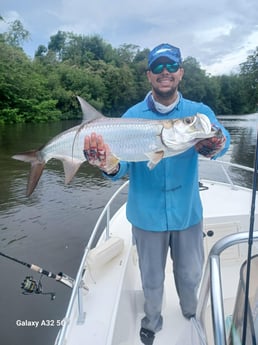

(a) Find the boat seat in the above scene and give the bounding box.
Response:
[86,236,124,269]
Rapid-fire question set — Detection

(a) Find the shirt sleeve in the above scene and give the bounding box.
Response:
[102,161,129,181]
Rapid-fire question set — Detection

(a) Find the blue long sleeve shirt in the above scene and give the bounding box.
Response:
[107,93,230,231]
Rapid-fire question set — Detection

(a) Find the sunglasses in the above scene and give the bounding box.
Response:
[150,62,180,74]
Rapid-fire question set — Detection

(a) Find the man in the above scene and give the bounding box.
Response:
[83,43,230,345]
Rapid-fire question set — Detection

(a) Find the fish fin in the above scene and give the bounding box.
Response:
[12,150,45,196]
[77,96,104,123]
[27,162,45,196]
[62,158,83,184]
[12,150,39,163]
[146,151,164,169]
[74,96,105,158]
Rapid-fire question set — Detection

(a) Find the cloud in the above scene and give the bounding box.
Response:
[1,0,258,75]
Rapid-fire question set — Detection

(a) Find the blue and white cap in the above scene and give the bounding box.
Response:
[148,43,182,67]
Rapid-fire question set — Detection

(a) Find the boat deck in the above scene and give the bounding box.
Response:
[56,179,258,345]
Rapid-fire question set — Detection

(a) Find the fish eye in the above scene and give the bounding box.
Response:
[183,117,195,125]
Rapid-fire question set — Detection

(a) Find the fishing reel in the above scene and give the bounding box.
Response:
[21,275,56,300]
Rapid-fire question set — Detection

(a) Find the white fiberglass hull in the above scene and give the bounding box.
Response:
[55,162,258,345]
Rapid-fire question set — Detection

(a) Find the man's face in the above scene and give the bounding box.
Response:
[147,60,184,101]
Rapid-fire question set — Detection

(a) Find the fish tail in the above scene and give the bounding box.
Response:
[12,150,45,196]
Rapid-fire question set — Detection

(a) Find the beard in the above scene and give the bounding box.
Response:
[152,85,178,100]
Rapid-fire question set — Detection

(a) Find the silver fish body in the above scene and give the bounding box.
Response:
[12,97,216,196]
[43,115,214,162]
[41,118,164,163]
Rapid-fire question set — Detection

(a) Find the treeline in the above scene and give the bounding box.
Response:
[0,20,257,124]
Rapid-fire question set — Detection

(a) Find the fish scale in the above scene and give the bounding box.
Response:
[12,97,217,196]
[75,119,164,161]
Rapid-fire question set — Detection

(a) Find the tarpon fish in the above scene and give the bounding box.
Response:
[12,96,217,196]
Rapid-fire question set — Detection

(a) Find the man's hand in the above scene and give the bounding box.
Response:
[83,133,119,174]
[195,128,226,158]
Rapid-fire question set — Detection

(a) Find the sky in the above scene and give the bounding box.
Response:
[1,0,258,75]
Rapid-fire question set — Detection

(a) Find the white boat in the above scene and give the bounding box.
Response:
[55,158,258,345]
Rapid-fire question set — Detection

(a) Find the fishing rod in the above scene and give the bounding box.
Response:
[242,128,258,345]
[0,251,74,299]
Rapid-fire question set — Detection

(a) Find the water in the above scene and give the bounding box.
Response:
[0,115,257,345]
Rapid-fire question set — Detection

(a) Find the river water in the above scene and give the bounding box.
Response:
[0,114,257,345]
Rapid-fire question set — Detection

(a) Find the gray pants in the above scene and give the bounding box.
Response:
[132,222,204,333]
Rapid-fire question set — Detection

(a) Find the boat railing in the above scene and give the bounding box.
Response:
[196,231,258,345]
[199,158,254,189]
[55,160,254,345]
[55,180,129,345]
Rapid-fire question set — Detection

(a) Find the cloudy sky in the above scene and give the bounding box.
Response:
[1,0,258,75]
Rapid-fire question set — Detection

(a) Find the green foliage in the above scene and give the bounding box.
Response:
[180,57,209,105]
[239,47,258,113]
[0,19,257,124]
[2,19,30,47]
[0,41,61,123]
[180,54,258,115]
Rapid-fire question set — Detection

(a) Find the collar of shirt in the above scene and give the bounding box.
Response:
[145,91,181,114]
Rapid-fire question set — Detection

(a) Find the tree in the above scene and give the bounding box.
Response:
[0,40,61,123]
[180,57,208,102]
[3,19,30,47]
[48,30,67,61]
[239,47,258,113]
[1,21,257,124]
[35,44,48,58]
[100,63,137,115]
[116,44,140,64]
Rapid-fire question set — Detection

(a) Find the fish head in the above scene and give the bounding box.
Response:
[161,113,217,149]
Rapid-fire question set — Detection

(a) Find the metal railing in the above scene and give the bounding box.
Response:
[55,180,129,345]
[196,231,258,345]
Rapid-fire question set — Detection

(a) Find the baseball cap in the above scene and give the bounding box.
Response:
[148,43,182,67]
